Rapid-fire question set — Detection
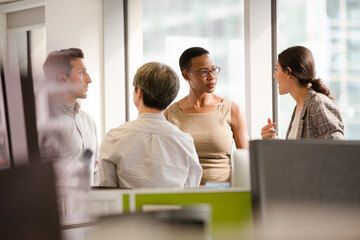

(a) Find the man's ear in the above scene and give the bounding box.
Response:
[57,74,68,83]
[138,88,143,98]
[135,87,143,100]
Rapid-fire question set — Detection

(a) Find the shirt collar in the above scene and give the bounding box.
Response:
[138,113,165,120]
[51,97,80,115]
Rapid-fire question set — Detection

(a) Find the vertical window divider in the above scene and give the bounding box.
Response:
[271,0,278,130]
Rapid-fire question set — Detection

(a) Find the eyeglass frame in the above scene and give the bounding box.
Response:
[184,66,221,78]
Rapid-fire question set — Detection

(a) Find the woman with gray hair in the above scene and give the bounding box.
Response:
[98,62,202,188]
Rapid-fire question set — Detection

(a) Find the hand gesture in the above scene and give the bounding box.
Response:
[261,118,278,139]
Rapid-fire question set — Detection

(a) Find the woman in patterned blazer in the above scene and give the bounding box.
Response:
[261,46,344,140]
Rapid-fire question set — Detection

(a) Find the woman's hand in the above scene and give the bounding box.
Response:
[261,118,278,139]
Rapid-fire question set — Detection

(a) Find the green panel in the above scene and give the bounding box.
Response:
[123,194,129,212]
[134,191,253,239]
[135,191,252,225]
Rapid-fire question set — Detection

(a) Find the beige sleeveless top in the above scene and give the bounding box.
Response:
[167,98,233,185]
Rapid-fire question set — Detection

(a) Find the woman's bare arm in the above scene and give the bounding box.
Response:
[231,102,249,149]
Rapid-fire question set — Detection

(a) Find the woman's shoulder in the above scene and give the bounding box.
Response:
[171,96,194,113]
[306,89,340,116]
[307,89,336,107]
[218,96,234,111]
[167,99,183,115]
[167,103,178,115]
[222,97,233,105]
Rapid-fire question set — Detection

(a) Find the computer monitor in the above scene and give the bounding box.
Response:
[249,139,360,226]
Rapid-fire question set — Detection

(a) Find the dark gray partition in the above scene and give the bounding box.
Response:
[250,139,360,226]
[0,162,61,240]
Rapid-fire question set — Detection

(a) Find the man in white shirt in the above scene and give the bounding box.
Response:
[41,48,98,187]
[98,62,202,188]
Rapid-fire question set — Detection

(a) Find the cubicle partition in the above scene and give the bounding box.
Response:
[131,188,253,239]
[62,187,253,240]
[249,140,360,239]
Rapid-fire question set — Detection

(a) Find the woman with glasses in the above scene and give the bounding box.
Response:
[165,47,249,186]
[261,45,344,140]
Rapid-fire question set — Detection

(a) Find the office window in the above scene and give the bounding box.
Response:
[136,0,245,119]
[277,0,360,139]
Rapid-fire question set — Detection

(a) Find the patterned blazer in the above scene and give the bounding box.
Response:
[286,87,344,140]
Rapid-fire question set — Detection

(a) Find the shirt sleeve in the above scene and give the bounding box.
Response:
[185,145,203,187]
[97,135,119,187]
[91,121,100,186]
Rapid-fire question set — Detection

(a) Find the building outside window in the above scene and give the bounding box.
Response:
[135,0,245,120]
[277,0,360,139]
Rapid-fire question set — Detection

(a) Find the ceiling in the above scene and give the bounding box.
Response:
[0,0,24,5]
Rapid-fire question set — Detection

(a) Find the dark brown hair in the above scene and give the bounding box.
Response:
[43,48,84,82]
[278,46,333,99]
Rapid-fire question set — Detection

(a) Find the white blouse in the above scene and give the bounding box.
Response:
[287,107,303,139]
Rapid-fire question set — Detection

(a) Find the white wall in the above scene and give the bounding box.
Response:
[127,0,143,121]
[244,0,273,139]
[103,0,126,133]
[45,0,104,139]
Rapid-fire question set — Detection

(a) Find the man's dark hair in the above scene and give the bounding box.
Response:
[43,48,84,82]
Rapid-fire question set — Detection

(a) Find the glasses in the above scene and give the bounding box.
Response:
[185,66,220,78]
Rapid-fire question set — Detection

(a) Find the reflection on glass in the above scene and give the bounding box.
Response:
[278,0,360,139]
[0,48,10,169]
[138,0,245,120]
[0,71,10,170]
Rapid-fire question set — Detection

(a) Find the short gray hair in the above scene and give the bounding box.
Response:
[133,62,180,110]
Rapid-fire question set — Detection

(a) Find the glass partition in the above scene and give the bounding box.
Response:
[0,64,11,170]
